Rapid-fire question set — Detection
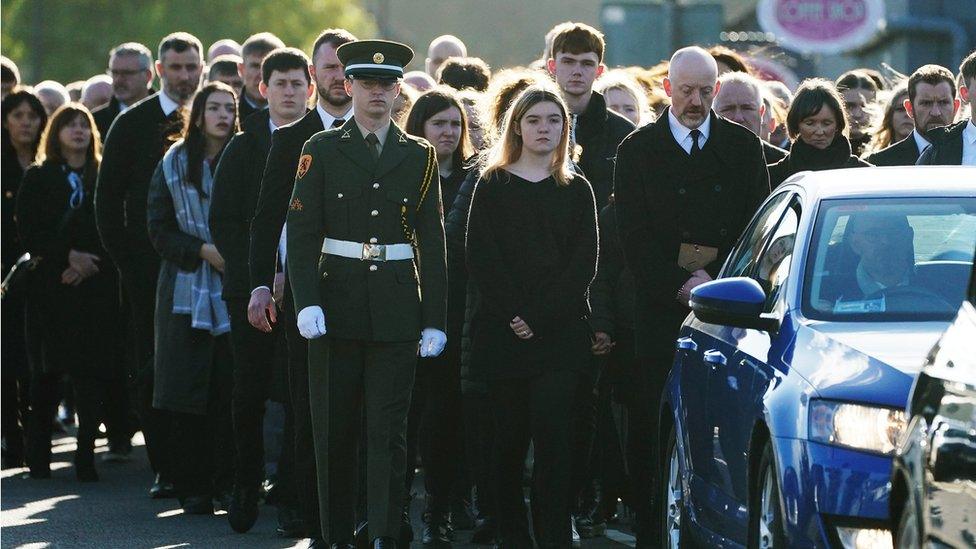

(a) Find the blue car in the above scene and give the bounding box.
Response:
[661,167,976,548]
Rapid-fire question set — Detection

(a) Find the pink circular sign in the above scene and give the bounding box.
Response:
[758,0,886,54]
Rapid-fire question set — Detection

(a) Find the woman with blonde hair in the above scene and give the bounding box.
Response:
[465,84,598,548]
[595,69,654,127]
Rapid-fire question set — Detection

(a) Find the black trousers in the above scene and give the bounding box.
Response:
[462,386,495,520]
[170,334,234,499]
[1,292,30,465]
[569,362,600,512]
[27,371,108,472]
[281,287,320,535]
[227,298,294,495]
[120,259,173,480]
[311,337,417,542]
[489,370,580,549]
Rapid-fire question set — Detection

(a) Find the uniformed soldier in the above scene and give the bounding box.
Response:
[285,39,448,549]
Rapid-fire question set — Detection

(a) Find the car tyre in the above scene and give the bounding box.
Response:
[749,442,787,549]
[895,488,922,549]
[662,424,692,548]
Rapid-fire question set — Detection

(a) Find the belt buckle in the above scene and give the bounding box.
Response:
[362,243,385,261]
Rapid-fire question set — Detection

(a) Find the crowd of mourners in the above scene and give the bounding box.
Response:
[1,20,974,549]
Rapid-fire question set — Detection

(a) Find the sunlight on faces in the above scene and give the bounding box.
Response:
[548,52,603,99]
[109,54,152,105]
[201,91,236,141]
[261,68,314,122]
[665,49,719,129]
[240,53,264,101]
[3,102,43,147]
[424,106,463,160]
[713,80,763,135]
[841,87,874,138]
[516,100,564,156]
[906,81,959,133]
[604,87,640,126]
[891,92,914,141]
[211,72,243,97]
[58,113,93,154]
[156,48,203,102]
[798,103,840,150]
[312,43,350,109]
[344,78,399,119]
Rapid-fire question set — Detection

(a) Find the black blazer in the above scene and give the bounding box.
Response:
[866,134,922,166]
[918,120,969,165]
[614,109,770,355]
[248,108,324,292]
[92,96,123,143]
[238,91,262,125]
[210,109,274,301]
[576,91,635,209]
[762,141,788,164]
[94,93,182,271]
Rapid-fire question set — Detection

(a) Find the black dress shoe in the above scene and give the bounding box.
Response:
[227,486,260,533]
[422,511,453,546]
[149,473,176,499]
[276,503,305,537]
[373,537,397,549]
[182,495,214,515]
[28,467,51,480]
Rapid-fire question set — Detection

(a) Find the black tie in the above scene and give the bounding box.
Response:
[332,118,344,128]
[690,129,702,156]
[365,133,380,161]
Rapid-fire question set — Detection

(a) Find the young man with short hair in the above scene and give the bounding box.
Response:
[238,32,286,121]
[208,54,245,97]
[210,47,314,537]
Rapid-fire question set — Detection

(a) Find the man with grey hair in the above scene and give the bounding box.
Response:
[93,42,154,139]
[425,34,467,78]
[714,71,787,163]
[81,74,113,110]
[614,45,769,547]
[34,80,70,115]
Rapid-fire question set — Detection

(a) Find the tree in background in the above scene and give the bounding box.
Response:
[1,0,376,85]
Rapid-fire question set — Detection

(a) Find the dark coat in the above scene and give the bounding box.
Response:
[95,92,183,273]
[575,91,635,209]
[444,167,481,386]
[2,147,26,273]
[249,109,323,294]
[146,159,224,415]
[210,109,273,301]
[768,136,872,188]
[238,91,262,125]
[865,134,923,166]
[762,141,788,164]
[588,201,634,338]
[92,96,123,143]
[286,118,447,342]
[465,170,598,380]
[918,120,969,165]
[614,108,770,357]
[15,160,121,379]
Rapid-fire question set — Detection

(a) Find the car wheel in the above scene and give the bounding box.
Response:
[749,442,786,549]
[895,489,922,549]
[662,425,691,548]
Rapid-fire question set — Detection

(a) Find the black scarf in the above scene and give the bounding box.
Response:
[787,135,853,173]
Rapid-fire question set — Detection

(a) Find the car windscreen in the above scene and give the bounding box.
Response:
[803,197,976,322]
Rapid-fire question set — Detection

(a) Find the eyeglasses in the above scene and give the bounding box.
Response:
[67,171,85,210]
[350,77,398,91]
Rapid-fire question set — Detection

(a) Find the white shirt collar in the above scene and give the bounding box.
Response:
[911,129,930,154]
[668,109,711,154]
[269,117,278,134]
[963,119,976,166]
[316,103,353,130]
[158,90,181,117]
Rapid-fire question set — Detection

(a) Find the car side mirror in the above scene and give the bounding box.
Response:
[690,277,780,332]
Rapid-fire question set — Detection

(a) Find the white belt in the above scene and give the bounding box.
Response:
[321,238,414,261]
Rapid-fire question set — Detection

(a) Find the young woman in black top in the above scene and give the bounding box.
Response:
[466,85,598,549]
[403,87,475,541]
[147,82,237,514]
[16,103,121,481]
[768,78,872,188]
[1,89,46,469]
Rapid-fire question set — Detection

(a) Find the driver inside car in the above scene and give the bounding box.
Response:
[823,212,916,305]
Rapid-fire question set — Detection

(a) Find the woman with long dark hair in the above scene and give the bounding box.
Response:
[15,103,120,481]
[1,88,46,469]
[768,79,872,188]
[146,81,238,514]
[465,84,598,548]
[403,86,474,542]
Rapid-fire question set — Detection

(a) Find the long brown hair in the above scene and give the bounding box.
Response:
[36,103,101,182]
[405,86,473,173]
[864,82,908,156]
[177,81,237,195]
[480,84,573,186]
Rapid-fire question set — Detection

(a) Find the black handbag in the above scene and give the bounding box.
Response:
[0,252,41,300]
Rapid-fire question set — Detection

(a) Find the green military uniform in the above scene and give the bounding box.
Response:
[285,40,447,545]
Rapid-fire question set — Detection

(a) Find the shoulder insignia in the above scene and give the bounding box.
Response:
[341,129,351,140]
[297,154,313,179]
[289,198,304,211]
[398,132,408,144]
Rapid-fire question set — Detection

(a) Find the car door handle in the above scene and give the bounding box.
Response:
[703,350,727,367]
[676,337,698,352]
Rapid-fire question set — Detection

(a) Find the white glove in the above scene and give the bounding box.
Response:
[419,328,447,357]
[297,306,327,339]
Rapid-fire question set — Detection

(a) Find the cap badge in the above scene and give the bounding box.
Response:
[373,52,384,64]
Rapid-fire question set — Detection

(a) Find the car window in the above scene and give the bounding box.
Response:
[724,191,792,278]
[753,201,800,312]
[803,197,976,322]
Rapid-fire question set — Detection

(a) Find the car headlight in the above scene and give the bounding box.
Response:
[809,400,907,455]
